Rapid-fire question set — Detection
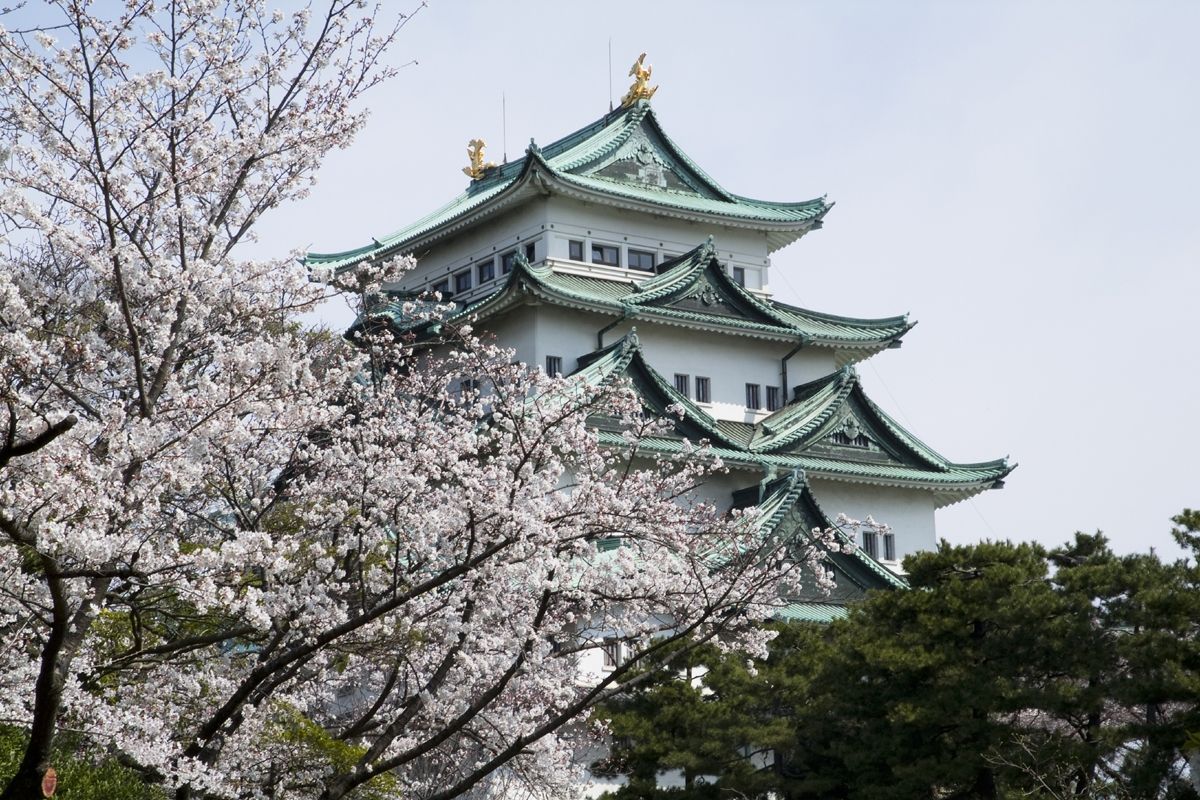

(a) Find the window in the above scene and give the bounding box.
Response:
[459,378,481,396]
[545,355,563,376]
[476,258,495,284]
[602,637,624,669]
[864,527,883,561]
[568,240,584,261]
[431,278,450,297]
[454,269,472,294]
[524,242,536,261]
[732,266,746,287]
[883,533,896,561]
[628,248,656,272]
[673,373,690,398]
[766,386,781,411]
[695,376,711,404]
[745,383,761,410]
[591,243,619,267]
[501,250,517,274]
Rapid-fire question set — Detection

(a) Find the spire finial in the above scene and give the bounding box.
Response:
[620,53,658,107]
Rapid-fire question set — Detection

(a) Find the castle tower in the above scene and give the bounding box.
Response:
[309,80,1011,607]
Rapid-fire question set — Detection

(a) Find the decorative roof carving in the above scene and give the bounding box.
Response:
[462,138,497,180]
[620,52,658,107]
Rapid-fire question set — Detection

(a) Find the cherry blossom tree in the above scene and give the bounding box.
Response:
[0,3,817,798]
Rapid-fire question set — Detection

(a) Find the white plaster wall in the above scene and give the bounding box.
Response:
[786,347,841,387]
[485,309,540,368]
[806,478,937,563]
[695,469,758,515]
[599,320,792,423]
[529,306,613,374]
[543,198,773,290]
[485,305,837,427]
[382,193,787,301]
[388,200,550,299]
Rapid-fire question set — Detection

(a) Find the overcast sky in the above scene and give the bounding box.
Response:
[253,0,1200,557]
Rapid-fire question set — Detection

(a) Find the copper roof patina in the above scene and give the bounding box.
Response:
[307,100,832,273]
[578,332,1013,506]
[352,241,913,359]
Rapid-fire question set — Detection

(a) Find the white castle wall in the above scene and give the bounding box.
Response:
[541,198,772,291]
[391,201,550,297]
[387,194,781,300]
[805,478,937,563]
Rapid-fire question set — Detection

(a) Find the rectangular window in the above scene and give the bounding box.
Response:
[545,355,563,376]
[501,250,517,274]
[862,530,879,559]
[602,638,623,669]
[673,373,690,398]
[766,386,781,411]
[883,533,896,561]
[524,242,536,261]
[454,269,473,294]
[695,376,711,404]
[431,278,450,297]
[628,248,656,272]
[477,258,495,284]
[731,266,746,287]
[568,239,584,261]
[745,383,761,410]
[459,378,480,396]
[591,243,620,267]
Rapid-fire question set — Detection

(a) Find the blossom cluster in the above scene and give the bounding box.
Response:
[0,4,811,798]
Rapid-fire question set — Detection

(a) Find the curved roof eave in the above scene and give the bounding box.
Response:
[594,432,1011,498]
[305,156,549,274]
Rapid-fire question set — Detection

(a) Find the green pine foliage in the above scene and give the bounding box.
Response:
[0,726,165,800]
[596,514,1200,799]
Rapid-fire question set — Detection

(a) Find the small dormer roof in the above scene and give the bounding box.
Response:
[575,332,1013,506]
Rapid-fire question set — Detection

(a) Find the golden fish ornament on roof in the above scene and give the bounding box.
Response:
[620,53,658,107]
[462,138,497,180]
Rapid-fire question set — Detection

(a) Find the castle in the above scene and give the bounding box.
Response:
[308,61,1011,613]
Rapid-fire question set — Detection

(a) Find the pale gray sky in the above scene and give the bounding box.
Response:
[256,0,1200,557]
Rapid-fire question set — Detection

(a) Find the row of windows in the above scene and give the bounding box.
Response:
[547,359,782,413]
[745,383,782,412]
[429,238,753,298]
[430,242,537,298]
[672,373,711,404]
[861,530,897,561]
[565,238,750,287]
[671,375,786,411]
[567,239,657,273]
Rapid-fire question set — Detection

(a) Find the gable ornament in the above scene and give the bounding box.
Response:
[620,53,659,107]
[462,138,497,180]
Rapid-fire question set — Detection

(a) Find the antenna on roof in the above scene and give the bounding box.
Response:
[608,37,613,112]
[502,92,508,164]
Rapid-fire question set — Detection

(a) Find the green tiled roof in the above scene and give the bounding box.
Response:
[579,333,1013,505]
[351,241,912,356]
[733,472,908,598]
[775,602,850,623]
[307,101,832,273]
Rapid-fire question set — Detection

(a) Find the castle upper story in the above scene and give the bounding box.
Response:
[307,99,830,305]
